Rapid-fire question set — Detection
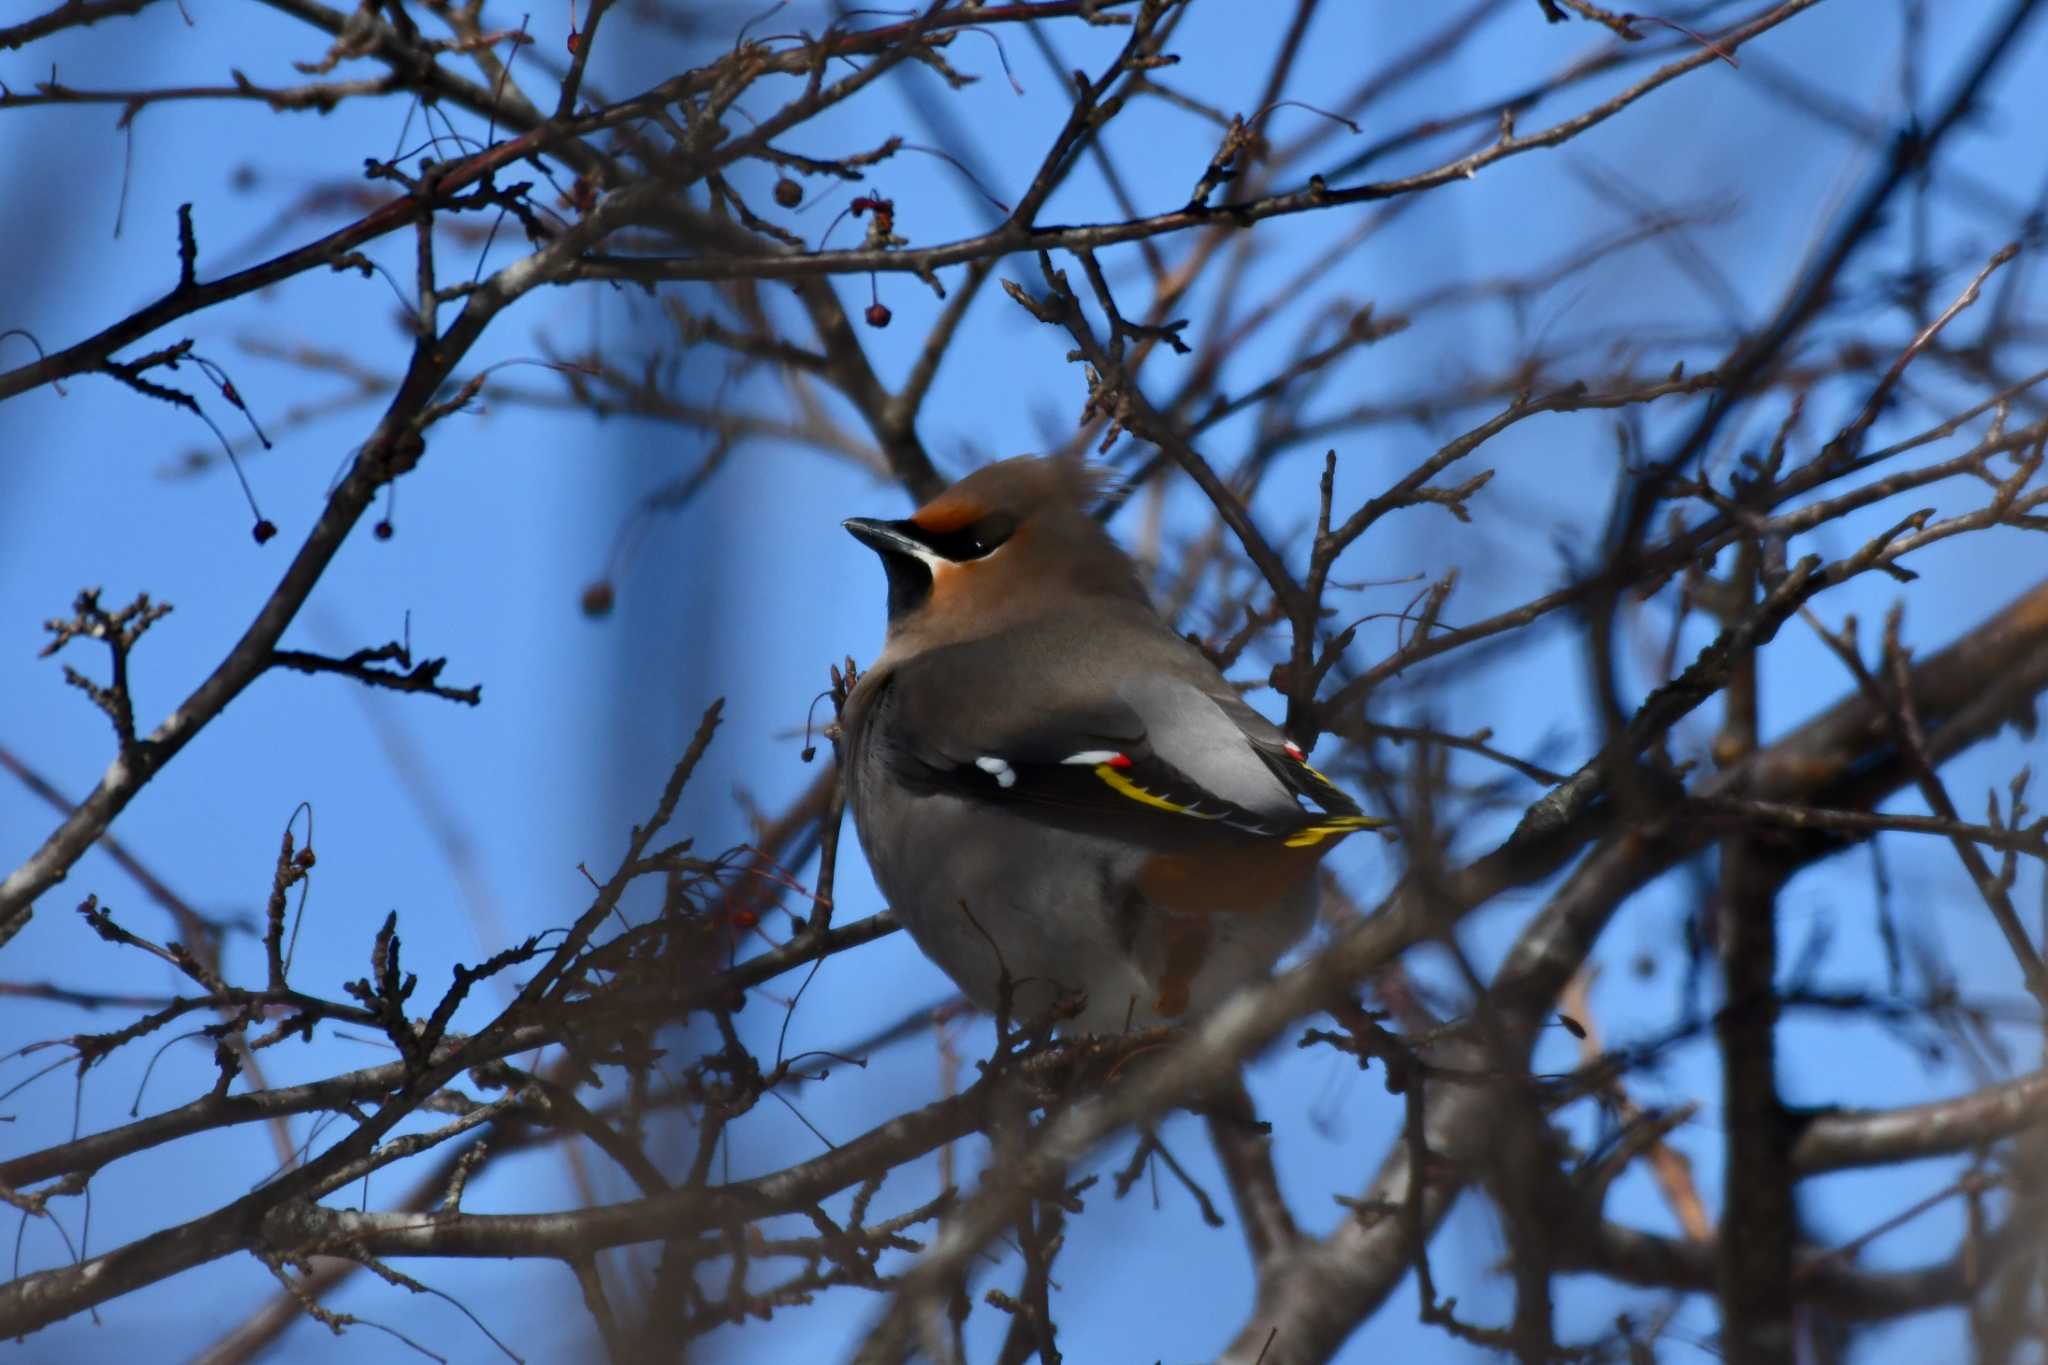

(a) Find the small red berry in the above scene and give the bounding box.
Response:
[773,178,802,209]
[567,30,580,53]
[373,520,394,540]
[865,302,891,328]
[252,519,277,544]
[580,580,615,617]
[294,847,317,869]
[730,909,759,930]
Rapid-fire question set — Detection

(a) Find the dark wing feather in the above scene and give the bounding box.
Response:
[866,641,1381,852]
[1250,742,1364,818]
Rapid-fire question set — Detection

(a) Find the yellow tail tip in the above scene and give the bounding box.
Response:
[1283,815,1393,848]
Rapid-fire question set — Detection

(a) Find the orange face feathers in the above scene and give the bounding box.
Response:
[847,456,1150,647]
[910,491,992,535]
[913,456,1107,528]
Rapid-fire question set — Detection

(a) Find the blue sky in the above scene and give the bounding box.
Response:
[4,3,2045,1361]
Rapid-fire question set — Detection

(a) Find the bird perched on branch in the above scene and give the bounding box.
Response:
[839,456,1385,1033]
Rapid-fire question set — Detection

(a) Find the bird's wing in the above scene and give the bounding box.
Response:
[870,637,1382,852]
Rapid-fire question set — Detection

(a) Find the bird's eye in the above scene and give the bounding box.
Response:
[927,513,1017,561]
[964,513,1016,557]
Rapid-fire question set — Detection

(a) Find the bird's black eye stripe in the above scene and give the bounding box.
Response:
[922,513,1018,561]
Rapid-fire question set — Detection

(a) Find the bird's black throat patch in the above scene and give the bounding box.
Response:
[880,549,933,622]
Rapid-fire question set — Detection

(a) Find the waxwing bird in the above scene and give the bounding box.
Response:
[839,456,1385,1033]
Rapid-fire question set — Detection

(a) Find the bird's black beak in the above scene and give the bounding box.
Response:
[842,517,932,560]
[844,517,937,622]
